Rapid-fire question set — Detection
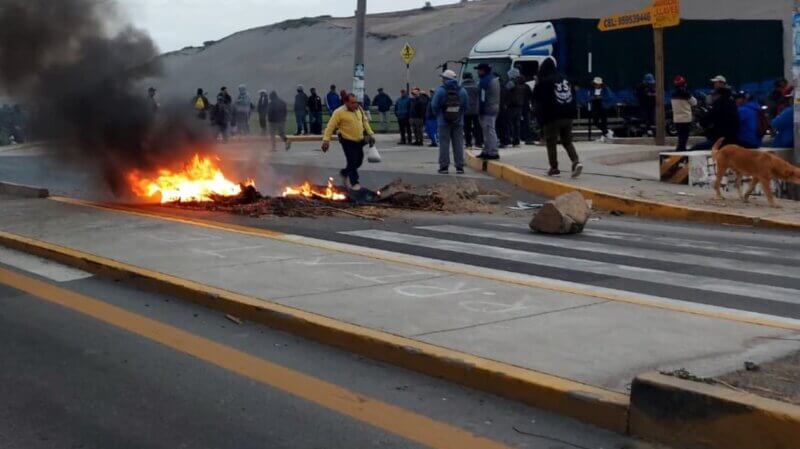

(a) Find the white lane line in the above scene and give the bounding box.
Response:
[417,225,799,279]
[0,247,92,282]
[591,220,799,247]
[341,230,800,305]
[493,223,800,261]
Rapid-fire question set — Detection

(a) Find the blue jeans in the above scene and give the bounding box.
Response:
[438,122,465,170]
[295,111,308,135]
[425,118,438,144]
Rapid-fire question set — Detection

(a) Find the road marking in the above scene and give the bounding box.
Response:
[0,247,92,282]
[494,222,800,260]
[43,197,800,330]
[0,266,513,449]
[417,225,799,278]
[342,230,800,305]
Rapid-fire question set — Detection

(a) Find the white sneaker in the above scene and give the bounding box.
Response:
[599,135,607,143]
[351,183,362,191]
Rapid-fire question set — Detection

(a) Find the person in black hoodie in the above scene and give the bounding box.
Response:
[307,87,324,135]
[691,85,739,150]
[256,90,269,136]
[533,58,583,177]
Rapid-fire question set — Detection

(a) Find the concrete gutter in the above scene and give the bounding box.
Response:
[0,228,630,433]
[466,153,800,231]
[630,372,800,449]
[0,181,49,198]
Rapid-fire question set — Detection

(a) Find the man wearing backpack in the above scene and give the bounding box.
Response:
[431,70,470,174]
[192,88,210,120]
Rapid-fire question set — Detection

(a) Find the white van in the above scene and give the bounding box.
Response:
[461,22,556,83]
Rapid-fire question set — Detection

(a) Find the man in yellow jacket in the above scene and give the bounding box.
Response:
[322,93,376,190]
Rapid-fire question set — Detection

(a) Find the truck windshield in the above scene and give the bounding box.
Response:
[462,58,512,82]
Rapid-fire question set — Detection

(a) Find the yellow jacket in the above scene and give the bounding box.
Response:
[323,106,374,142]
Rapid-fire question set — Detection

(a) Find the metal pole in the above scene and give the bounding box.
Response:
[653,27,666,146]
[353,0,367,103]
[793,1,799,199]
[406,64,410,93]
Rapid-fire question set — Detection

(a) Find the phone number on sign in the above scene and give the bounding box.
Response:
[603,12,652,28]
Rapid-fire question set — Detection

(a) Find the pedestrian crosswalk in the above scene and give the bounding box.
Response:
[340,221,800,316]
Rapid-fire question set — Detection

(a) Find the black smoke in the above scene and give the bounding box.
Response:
[0,0,212,195]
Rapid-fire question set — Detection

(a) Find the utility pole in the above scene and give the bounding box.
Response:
[793,1,799,199]
[353,0,367,103]
[653,27,666,146]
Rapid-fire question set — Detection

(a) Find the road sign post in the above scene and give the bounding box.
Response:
[599,0,679,146]
[401,42,416,93]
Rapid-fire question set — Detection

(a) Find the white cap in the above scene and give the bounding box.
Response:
[710,75,727,83]
[440,69,458,80]
[593,77,603,85]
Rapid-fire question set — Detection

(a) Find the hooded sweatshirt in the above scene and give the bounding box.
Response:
[737,101,762,148]
[431,79,470,124]
[532,58,576,125]
[294,89,308,114]
[235,85,253,114]
[257,91,269,116]
[478,72,500,116]
[461,77,480,116]
[267,92,287,123]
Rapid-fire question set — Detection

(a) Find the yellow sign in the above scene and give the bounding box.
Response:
[651,0,680,28]
[598,8,652,32]
[401,43,416,65]
[598,0,680,31]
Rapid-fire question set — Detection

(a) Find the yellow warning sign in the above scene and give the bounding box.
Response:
[598,0,680,31]
[651,0,680,29]
[401,43,416,65]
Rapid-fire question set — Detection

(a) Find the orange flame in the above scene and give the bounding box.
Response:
[282,178,347,201]
[128,154,253,203]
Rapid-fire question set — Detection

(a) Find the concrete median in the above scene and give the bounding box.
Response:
[0,181,49,198]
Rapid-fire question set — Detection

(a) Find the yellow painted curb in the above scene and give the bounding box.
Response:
[466,153,800,231]
[630,372,800,449]
[0,229,630,433]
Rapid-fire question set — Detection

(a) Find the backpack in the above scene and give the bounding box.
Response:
[195,96,205,111]
[443,89,462,124]
[756,108,770,138]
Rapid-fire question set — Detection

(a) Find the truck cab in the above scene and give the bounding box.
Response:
[461,22,556,84]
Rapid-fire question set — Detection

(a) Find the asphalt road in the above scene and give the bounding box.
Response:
[0,258,649,449]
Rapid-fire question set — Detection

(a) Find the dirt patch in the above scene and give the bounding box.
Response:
[715,350,800,406]
[168,179,517,220]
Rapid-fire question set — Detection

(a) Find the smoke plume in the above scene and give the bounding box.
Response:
[0,0,211,195]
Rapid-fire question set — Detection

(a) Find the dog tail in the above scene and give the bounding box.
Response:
[710,138,726,160]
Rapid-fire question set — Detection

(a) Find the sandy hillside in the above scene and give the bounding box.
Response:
[150,0,792,106]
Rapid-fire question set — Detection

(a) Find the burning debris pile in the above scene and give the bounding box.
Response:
[125,154,462,219]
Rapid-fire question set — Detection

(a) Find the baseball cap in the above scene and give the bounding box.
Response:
[710,75,727,83]
[440,69,458,80]
[593,77,603,85]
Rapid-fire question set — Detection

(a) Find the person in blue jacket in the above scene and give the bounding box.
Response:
[394,89,412,145]
[771,106,794,148]
[326,85,342,114]
[430,70,470,174]
[734,91,762,149]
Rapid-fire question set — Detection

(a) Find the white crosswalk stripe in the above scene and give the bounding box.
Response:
[340,229,800,305]
[416,225,799,278]
[494,223,800,261]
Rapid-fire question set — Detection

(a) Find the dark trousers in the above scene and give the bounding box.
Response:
[544,119,580,170]
[410,118,424,144]
[497,109,510,146]
[340,138,365,186]
[309,111,323,134]
[295,111,308,135]
[464,114,483,147]
[521,109,535,143]
[640,104,655,131]
[675,122,691,151]
[591,103,608,135]
[398,118,411,143]
[258,114,267,135]
[509,107,523,145]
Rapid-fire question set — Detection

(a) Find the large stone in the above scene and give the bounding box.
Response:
[529,191,590,234]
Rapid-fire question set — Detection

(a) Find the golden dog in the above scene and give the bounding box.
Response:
[712,138,800,208]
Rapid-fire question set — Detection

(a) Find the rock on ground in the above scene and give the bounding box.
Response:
[529,191,590,234]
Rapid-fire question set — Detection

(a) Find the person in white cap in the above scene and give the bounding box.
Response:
[589,76,613,142]
[430,69,469,174]
[710,75,727,90]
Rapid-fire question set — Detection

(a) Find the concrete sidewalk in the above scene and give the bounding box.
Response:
[469,142,800,227]
[2,196,799,397]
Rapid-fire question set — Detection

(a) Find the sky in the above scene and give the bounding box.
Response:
[122,0,462,53]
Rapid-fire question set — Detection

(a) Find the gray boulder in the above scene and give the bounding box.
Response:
[529,192,590,234]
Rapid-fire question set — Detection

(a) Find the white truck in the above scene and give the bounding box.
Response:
[460,22,557,83]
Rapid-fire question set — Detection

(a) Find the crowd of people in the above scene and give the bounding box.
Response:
[148,61,794,190]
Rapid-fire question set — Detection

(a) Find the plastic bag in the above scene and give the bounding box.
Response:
[366,144,382,163]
